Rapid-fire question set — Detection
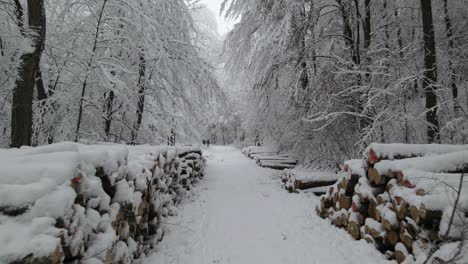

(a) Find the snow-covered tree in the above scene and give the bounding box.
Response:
[223,0,468,167]
[0,0,226,147]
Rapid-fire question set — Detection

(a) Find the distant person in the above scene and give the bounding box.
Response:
[207,139,210,148]
[202,139,206,146]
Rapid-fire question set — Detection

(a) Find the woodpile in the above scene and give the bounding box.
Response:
[316,143,468,263]
[242,146,298,170]
[0,143,206,264]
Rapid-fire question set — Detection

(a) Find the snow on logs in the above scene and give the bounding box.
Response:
[242,146,298,170]
[316,143,468,263]
[280,169,342,194]
[0,142,206,264]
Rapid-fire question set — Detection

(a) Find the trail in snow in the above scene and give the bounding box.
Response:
[143,146,388,264]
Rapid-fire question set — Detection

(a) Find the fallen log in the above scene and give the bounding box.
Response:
[368,197,379,220]
[364,218,384,238]
[395,242,412,264]
[364,235,387,253]
[368,167,390,186]
[260,162,296,170]
[258,159,298,166]
[384,230,399,249]
[355,177,384,202]
[376,192,390,205]
[347,212,363,240]
[320,195,332,210]
[0,205,29,216]
[295,180,338,190]
[392,199,408,221]
[282,169,342,192]
[409,204,443,228]
[310,185,333,196]
[254,155,294,161]
[364,143,468,165]
[378,203,398,231]
[344,159,366,177]
[248,151,278,159]
[399,221,414,250]
[351,194,368,214]
[374,151,468,175]
[338,192,352,210]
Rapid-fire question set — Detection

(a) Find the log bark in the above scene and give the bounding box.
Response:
[295,180,337,190]
[259,159,298,166]
[260,162,295,170]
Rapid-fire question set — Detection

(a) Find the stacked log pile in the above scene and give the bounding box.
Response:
[242,146,298,170]
[316,143,468,263]
[0,142,205,264]
[280,169,342,194]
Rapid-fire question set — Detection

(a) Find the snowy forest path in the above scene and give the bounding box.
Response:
[143,146,388,264]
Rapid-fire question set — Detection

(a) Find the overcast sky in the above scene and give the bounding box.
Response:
[201,0,235,35]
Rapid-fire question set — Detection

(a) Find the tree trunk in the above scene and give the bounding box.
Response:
[442,0,460,116]
[167,118,176,146]
[74,0,108,142]
[420,0,440,143]
[353,0,361,65]
[10,0,46,148]
[363,0,371,50]
[222,126,226,145]
[33,69,48,146]
[131,52,146,144]
[234,122,238,142]
[0,37,4,57]
[170,128,176,146]
[14,0,25,36]
[338,0,369,131]
[337,0,360,66]
[104,90,115,140]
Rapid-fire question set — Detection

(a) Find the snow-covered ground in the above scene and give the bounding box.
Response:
[143,146,389,264]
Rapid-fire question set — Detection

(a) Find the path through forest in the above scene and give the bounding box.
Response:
[143,146,389,264]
